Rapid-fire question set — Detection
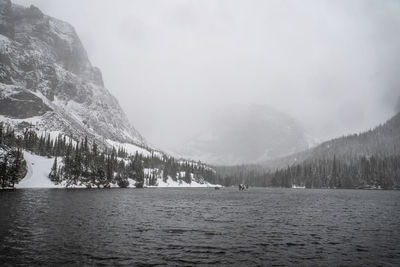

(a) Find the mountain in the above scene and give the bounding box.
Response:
[264,111,400,170]
[0,0,221,189]
[265,111,400,188]
[0,0,146,148]
[214,111,400,188]
[179,104,314,165]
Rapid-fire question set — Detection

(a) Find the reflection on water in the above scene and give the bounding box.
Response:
[0,188,399,266]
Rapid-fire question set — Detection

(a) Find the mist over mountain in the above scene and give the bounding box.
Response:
[1,0,398,189]
[179,104,314,165]
[214,111,400,188]
[0,0,220,190]
[263,111,400,170]
[0,0,146,147]
[1,1,400,265]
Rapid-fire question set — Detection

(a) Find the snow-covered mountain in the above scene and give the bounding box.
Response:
[0,0,146,148]
[179,104,315,165]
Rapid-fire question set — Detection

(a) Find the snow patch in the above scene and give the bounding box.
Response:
[106,139,151,157]
[149,176,220,188]
[16,151,86,189]
[16,151,62,188]
[0,114,43,126]
[15,151,220,188]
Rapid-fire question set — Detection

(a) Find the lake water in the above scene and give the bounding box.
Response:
[0,188,399,266]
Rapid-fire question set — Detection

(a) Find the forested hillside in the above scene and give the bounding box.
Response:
[0,123,217,189]
[266,111,400,169]
[215,112,400,189]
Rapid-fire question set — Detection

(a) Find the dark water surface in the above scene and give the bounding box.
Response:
[0,188,399,266]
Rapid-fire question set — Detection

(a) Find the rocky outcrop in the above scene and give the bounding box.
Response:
[0,89,51,118]
[0,0,146,146]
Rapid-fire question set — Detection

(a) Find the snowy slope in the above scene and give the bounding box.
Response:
[16,151,220,189]
[106,139,163,159]
[0,0,146,151]
[16,151,63,188]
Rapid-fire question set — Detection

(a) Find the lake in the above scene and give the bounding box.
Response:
[0,188,399,266]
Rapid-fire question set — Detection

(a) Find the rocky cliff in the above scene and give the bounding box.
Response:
[0,0,146,147]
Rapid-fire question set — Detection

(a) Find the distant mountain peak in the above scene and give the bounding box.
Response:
[179,104,313,165]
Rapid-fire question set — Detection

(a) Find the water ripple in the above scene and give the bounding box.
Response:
[0,188,399,266]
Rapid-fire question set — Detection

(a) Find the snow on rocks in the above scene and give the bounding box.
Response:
[0,2,147,150]
[106,139,152,157]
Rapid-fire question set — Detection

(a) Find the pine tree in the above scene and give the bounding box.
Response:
[96,168,106,188]
[9,148,23,188]
[133,152,144,188]
[116,172,129,188]
[49,157,59,182]
[72,142,82,185]
[45,134,51,156]
[63,143,72,182]
[184,170,192,184]
[0,123,3,145]
[0,157,8,188]
[106,155,113,185]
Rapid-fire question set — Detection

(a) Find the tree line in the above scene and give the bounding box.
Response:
[2,122,399,189]
[215,112,400,189]
[269,155,400,189]
[0,123,217,188]
[0,123,26,188]
[214,154,400,189]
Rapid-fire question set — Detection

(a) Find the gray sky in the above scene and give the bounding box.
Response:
[14,0,400,150]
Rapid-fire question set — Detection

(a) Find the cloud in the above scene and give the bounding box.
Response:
[13,0,400,149]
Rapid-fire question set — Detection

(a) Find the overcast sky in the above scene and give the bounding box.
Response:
[15,0,400,150]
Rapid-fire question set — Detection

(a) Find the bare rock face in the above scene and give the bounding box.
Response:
[0,1,146,146]
[0,89,51,118]
[0,0,14,39]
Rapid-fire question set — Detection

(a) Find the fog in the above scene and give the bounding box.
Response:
[14,0,400,150]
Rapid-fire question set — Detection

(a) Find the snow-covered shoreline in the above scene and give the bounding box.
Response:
[16,151,221,189]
